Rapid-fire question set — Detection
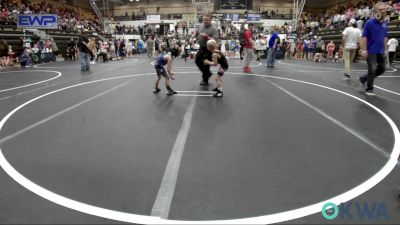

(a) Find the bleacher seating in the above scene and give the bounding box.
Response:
[304,21,400,60]
[0,25,38,56]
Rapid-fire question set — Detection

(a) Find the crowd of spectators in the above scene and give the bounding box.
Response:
[114,24,140,35]
[1,0,399,69]
[297,0,400,35]
[259,8,292,19]
[0,0,103,33]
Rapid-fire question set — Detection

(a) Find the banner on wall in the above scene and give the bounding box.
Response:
[220,0,247,10]
[146,15,161,23]
[247,14,261,21]
[18,14,58,29]
[224,14,239,21]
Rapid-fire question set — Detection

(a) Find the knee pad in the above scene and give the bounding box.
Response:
[218,68,225,76]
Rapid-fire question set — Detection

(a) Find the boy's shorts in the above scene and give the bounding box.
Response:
[155,67,167,77]
[218,67,227,76]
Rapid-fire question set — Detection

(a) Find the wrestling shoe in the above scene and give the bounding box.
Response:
[167,89,178,96]
[153,88,161,94]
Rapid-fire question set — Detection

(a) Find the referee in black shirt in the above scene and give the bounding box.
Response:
[190,13,219,86]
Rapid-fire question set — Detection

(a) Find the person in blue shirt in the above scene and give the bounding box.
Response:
[359,2,388,96]
[20,47,33,68]
[138,39,145,54]
[310,38,317,59]
[266,27,279,68]
[303,39,310,60]
[153,44,179,96]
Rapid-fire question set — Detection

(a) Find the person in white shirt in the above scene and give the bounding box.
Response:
[362,6,371,20]
[221,40,227,56]
[387,38,398,67]
[356,19,364,31]
[287,39,295,60]
[334,14,341,28]
[342,19,362,79]
[340,14,347,28]
[125,41,132,57]
[255,35,266,61]
[309,21,315,29]
[358,6,365,20]
[32,45,39,54]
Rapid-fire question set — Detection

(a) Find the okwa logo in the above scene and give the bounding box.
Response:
[322,202,391,221]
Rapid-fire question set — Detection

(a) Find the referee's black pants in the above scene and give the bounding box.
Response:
[195,47,213,83]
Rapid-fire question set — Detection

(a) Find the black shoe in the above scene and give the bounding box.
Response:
[212,88,219,92]
[167,89,178,96]
[365,89,376,96]
[343,74,350,79]
[153,88,161,93]
[199,81,209,86]
[213,91,223,97]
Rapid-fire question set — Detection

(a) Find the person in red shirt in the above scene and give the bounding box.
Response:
[243,23,255,73]
[1,8,9,19]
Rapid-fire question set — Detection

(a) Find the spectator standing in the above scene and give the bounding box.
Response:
[78,34,91,71]
[387,37,398,67]
[342,19,362,79]
[303,38,310,60]
[138,39,145,54]
[239,24,245,60]
[267,27,279,67]
[147,36,155,58]
[50,38,58,58]
[316,37,325,54]
[87,38,97,62]
[255,35,266,61]
[155,37,160,55]
[356,19,364,31]
[126,41,133,57]
[359,2,388,96]
[119,40,126,59]
[0,39,9,67]
[310,38,317,59]
[296,38,303,59]
[243,23,255,73]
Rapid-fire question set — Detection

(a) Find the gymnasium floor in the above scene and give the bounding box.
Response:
[0,56,399,224]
